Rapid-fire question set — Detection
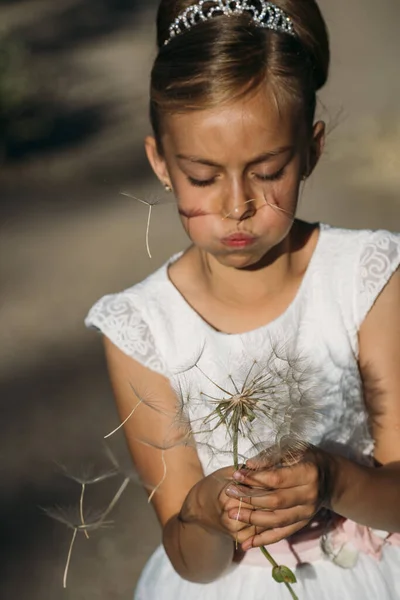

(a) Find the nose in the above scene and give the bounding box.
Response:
[223,201,257,221]
[222,181,257,221]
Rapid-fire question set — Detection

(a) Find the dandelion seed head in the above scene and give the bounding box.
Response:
[176,345,323,471]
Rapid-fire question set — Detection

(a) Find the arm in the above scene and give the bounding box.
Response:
[328,267,400,530]
[103,338,236,582]
[227,269,400,549]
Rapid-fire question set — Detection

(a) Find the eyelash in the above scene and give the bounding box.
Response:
[255,168,285,183]
[187,168,285,188]
[188,177,216,188]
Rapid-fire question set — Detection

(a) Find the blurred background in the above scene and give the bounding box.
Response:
[0,0,399,598]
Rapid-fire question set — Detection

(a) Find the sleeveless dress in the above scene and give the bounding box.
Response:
[86,224,400,600]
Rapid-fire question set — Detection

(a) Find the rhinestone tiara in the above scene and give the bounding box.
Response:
[165,0,296,45]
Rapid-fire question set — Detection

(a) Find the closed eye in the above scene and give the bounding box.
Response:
[188,167,285,188]
[187,176,217,188]
[254,167,285,182]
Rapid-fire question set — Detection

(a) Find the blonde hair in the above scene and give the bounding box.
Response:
[150,0,330,151]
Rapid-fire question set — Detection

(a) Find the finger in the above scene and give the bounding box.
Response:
[227,484,317,511]
[228,505,314,530]
[221,516,249,535]
[246,447,305,471]
[234,461,318,490]
[233,525,266,546]
[221,515,261,541]
[222,492,254,512]
[241,520,311,550]
[211,467,242,488]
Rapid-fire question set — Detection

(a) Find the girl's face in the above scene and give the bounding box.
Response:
[146,88,324,269]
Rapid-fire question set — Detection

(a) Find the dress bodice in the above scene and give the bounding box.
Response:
[86,225,400,475]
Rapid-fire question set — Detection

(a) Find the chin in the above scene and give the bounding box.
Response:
[213,249,266,269]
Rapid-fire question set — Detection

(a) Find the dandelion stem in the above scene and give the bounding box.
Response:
[284,581,299,600]
[260,544,279,567]
[232,420,239,470]
[63,528,77,589]
[80,483,89,539]
[259,546,299,600]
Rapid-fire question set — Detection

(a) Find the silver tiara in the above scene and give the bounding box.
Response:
[165,1,296,45]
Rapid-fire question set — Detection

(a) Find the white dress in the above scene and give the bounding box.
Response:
[86,224,400,600]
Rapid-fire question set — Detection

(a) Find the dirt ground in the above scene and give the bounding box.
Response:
[0,1,399,599]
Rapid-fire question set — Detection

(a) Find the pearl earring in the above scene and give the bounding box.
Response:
[164,183,172,192]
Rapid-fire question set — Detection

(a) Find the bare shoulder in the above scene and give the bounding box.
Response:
[103,336,204,525]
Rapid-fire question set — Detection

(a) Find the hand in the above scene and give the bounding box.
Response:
[225,448,334,550]
[179,466,258,543]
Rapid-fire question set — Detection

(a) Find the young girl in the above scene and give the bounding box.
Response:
[85,1,400,598]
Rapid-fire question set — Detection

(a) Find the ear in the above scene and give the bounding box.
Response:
[304,121,326,177]
[144,136,172,188]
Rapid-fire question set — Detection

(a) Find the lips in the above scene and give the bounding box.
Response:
[221,233,256,247]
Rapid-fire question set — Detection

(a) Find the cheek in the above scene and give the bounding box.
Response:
[263,177,300,212]
[176,188,220,219]
[179,213,221,242]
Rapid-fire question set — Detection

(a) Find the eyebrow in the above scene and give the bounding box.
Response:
[176,146,293,168]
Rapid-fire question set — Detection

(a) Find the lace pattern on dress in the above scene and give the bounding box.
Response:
[358,232,400,327]
[85,293,169,377]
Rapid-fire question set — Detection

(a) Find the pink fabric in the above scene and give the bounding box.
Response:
[330,520,400,560]
[239,518,400,569]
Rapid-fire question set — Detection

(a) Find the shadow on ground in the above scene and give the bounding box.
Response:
[0,340,160,599]
[0,0,156,168]
[18,0,158,54]
[3,101,106,162]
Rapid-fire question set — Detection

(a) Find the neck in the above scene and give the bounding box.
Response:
[196,228,298,308]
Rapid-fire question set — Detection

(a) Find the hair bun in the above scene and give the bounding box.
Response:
[285,0,330,91]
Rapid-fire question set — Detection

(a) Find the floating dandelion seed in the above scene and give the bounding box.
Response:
[121,192,162,259]
[264,200,296,222]
[133,423,195,502]
[221,192,296,222]
[102,377,195,502]
[56,462,120,540]
[104,384,145,439]
[121,191,176,259]
[46,456,130,588]
[103,382,187,441]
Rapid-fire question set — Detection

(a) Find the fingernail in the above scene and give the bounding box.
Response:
[226,485,241,497]
[229,510,240,519]
[242,541,252,551]
[233,471,245,482]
